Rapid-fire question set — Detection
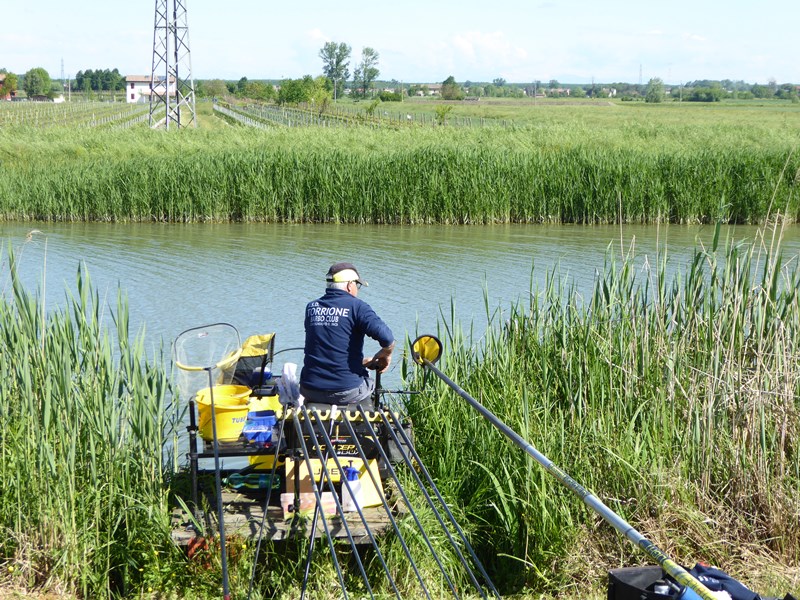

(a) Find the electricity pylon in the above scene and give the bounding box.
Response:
[149,0,196,129]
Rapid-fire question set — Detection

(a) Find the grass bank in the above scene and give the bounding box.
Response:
[0,248,175,597]
[0,102,798,224]
[403,220,800,596]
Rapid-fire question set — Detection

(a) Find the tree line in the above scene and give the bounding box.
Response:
[643,77,799,103]
[3,61,797,105]
[0,66,127,99]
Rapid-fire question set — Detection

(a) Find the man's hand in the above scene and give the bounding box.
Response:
[364,342,394,374]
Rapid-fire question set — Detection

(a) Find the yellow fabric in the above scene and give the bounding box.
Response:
[413,335,442,364]
[240,333,275,358]
[331,268,359,283]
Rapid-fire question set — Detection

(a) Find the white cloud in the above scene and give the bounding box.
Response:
[306,28,327,43]
[683,33,708,42]
[443,31,529,76]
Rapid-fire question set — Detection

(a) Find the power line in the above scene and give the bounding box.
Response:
[149,0,196,129]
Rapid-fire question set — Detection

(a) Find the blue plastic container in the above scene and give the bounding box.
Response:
[242,410,277,445]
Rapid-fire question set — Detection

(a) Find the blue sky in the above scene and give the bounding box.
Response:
[2,0,796,85]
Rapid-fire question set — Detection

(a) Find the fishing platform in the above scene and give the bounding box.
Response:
[171,327,498,599]
[170,404,413,545]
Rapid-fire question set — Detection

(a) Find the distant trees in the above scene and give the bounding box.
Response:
[688,86,724,102]
[751,84,771,98]
[23,67,51,97]
[645,77,665,103]
[242,81,275,101]
[201,79,228,98]
[75,68,124,92]
[319,42,351,100]
[352,47,380,98]
[440,75,463,100]
[378,90,402,102]
[775,84,798,101]
[277,75,329,106]
[571,86,586,98]
[0,70,18,97]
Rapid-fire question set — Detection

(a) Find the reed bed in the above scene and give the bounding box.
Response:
[0,247,176,597]
[1,109,798,224]
[403,220,800,595]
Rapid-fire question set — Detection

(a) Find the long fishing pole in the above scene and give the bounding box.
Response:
[298,404,345,599]
[335,412,433,600]
[291,406,349,599]
[380,408,499,599]
[205,368,231,600]
[246,404,288,600]
[345,408,462,599]
[308,406,402,599]
[362,405,492,600]
[301,405,377,599]
[410,335,713,600]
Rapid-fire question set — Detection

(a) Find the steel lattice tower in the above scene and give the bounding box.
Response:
[149,0,196,129]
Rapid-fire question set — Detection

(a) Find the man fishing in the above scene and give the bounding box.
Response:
[300,262,394,409]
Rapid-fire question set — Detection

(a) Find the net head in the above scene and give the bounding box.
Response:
[173,323,242,398]
[411,335,442,366]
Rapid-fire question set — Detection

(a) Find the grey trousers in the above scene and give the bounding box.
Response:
[300,378,375,410]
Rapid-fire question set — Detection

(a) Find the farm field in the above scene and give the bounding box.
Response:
[1,98,798,225]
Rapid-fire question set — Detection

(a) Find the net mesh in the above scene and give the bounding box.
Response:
[172,323,241,400]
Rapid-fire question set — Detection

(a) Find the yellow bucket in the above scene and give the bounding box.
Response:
[196,385,251,441]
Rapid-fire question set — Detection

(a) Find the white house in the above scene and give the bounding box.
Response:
[125,75,176,103]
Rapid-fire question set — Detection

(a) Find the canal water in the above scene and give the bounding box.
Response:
[3,221,799,390]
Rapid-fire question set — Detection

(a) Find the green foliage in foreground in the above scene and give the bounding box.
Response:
[0,248,175,597]
[0,246,507,599]
[0,107,798,224]
[403,221,800,596]
[2,219,800,598]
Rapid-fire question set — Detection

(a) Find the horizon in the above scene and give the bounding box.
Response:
[2,0,796,86]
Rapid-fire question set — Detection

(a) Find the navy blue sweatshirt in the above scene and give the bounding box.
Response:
[301,288,394,391]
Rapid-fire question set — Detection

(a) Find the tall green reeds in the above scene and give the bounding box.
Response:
[404,221,800,593]
[0,247,175,597]
[0,116,797,224]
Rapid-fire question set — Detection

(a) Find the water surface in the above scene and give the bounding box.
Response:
[3,222,798,390]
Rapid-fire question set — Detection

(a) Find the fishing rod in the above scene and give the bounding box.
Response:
[339,409,458,599]
[298,403,343,599]
[246,402,288,600]
[307,406,402,599]
[299,404,377,598]
[289,406,349,599]
[358,407,499,600]
[409,335,713,600]
[333,411,434,599]
[380,408,500,599]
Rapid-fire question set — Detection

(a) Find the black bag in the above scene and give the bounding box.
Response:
[608,564,798,600]
[608,566,672,600]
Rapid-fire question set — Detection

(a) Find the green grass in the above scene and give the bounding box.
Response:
[0,101,798,224]
[402,218,800,597]
[0,246,176,597]
[2,217,800,598]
